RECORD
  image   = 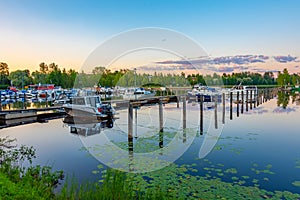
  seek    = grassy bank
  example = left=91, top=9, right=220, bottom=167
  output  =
left=0, top=137, right=63, bottom=199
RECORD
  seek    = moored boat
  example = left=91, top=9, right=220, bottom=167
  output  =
left=122, top=88, right=155, bottom=100
left=63, top=96, right=115, bottom=121
left=228, top=84, right=258, bottom=102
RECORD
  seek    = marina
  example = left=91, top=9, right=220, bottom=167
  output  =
left=2, top=1, right=300, bottom=198
left=1, top=88, right=300, bottom=195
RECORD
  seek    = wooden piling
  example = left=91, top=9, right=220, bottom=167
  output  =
left=128, top=137, right=134, bottom=172
left=128, top=103, right=133, bottom=139
left=254, top=90, right=256, bottom=108
left=250, top=90, right=253, bottom=110
left=222, top=93, right=225, bottom=124
left=159, top=99, right=163, bottom=132
left=230, top=92, right=233, bottom=120
left=200, top=94, right=203, bottom=135
left=256, top=92, right=258, bottom=105
left=159, top=131, right=163, bottom=148
left=177, top=96, right=179, bottom=108
left=135, top=108, right=138, bottom=138
left=237, top=91, right=239, bottom=117
left=246, top=90, right=249, bottom=112
left=183, top=96, right=186, bottom=130
left=214, top=95, right=218, bottom=129
left=241, top=91, right=244, bottom=114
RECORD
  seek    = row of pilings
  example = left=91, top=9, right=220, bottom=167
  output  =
left=127, top=88, right=278, bottom=140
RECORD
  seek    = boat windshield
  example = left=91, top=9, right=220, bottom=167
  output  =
left=87, top=96, right=100, bottom=107
left=73, top=97, right=85, bottom=105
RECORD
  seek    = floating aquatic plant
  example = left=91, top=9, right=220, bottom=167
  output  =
left=292, top=181, right=300, bottom=187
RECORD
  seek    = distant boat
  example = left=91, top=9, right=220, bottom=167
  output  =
left=228, top=84, right=258, bottom=102
left=188, top=84, right=221, bottom=102
left=63, top=96, right=115, bottom=122
left=122, top=88, right=155, bottom=100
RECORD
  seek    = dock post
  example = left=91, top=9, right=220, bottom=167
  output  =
left=246, top=90, right=249, bottom=112
left=128, top=136, right=134, bottom=172
left=230, top=92, right=233, bottom=120
left=159, top=99, right=163, bottom=132
left=135, top=108, right=138, bottom=138
left=222, top=93, right=225, bottom=124
left=128, top=103, right=133, bottom=139
left=183, top=96, right=186, bottom=130
left=254, top=90, right=256, bottom=108
left=250, top=90, right=253, bottom=110
left=236, top=91, right=239, bottom=117
left=159, top=131, right=163, bottom=148
left=256, top=90, right=259, bottom=106
left=200, top=94, right=203, bottom=135
left=0, top=98, right=2, bottom=111
left=241, top=91, right=244, bottom=114
left=214, top=95, right=218, bottom=129
left=177, top=96, right=180, bottom=108
left=270, top=89, right=273, bottom=99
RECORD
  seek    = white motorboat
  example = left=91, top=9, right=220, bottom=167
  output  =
left=228, top=84, right=258, bottom=102
left=188, top=84, right=222, bottom=102
left=63, top=95, right=115, bottom=120
left=122, top=88, right=155, bottom=100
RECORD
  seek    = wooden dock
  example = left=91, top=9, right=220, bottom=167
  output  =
left=0, top=106, right=65, bottom=129
left=0, top=88, right=277, bottom=130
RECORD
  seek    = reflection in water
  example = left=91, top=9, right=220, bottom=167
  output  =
left=291, top=92, right=300, bottom=105
left=68, top=123, right=102, bottom=137
left=1, top=98, right=53, bottom=110
left=277, top=91, right=290, bottom=109
left=277, top=90, right=300, bottom=108
left=63, top=116, right=114, bottom=137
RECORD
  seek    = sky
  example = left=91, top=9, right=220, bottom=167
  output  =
left=1, top=0, right=300, bottom=74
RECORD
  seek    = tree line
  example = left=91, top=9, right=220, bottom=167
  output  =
left=0, top=62, right=77, bottom=89
left=0, top=62, right=299, bottom=89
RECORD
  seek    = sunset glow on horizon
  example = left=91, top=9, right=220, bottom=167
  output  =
left=1, top=0, right=300, bottom=75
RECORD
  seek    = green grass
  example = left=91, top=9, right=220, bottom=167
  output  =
left=0, top=171, right=54, bottom=200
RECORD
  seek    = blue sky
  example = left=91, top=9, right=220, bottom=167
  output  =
left=1, top=0, right=300, bottom=72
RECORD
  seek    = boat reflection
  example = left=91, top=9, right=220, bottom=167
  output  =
left=63, top=115, right=114, bottom=137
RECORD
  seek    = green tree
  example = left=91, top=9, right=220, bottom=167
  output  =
left=0, top=62, right=10, bottom=85
left=277, top=68, right=290, bottom=87
left=39, top=62, right=48, bottom=74
left=31, top=71, right=46, bottom=84
left=291, top=73, right=300, bottom=86
left=47, top=66, right=62, bottom=86
left=8, top=70, right=32, bottom=88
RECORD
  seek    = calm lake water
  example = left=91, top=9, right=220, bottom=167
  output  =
left=1, top=91, right=300, bottom=195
